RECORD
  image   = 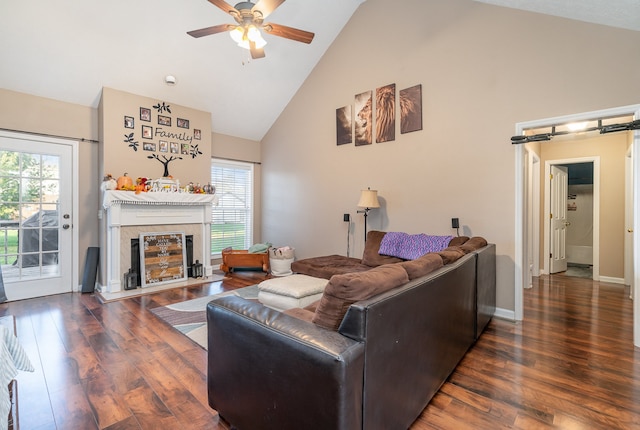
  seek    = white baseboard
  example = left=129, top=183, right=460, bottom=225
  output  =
left=494, top=307, right=516, bottom=321
left=598, top=276, right=626, bottom=285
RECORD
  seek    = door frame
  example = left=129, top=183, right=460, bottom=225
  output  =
left=625, top=144, right=634, bottom=293
left=523, top=148, right=540, bottom=288
left=0, top=130, right=79, bottom=294
left=544, top=158, right=599, bottom=279
left=514, top=103, right=640, bottom=347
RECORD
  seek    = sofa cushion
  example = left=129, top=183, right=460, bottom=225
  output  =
left=437, top=246, right=467, bottom=265
left=459, top=236, right=488, bottom=253
left=291, top=255, right=371, bottom=280
left=398, top=253, right=444, bottom=280
left=312, top=264, right=410, bottom=330
left=379, top=232, right=454, bottom=260
left=361, top=231, right=404, bottom=267
left=448, top=236, right=470, bottom=246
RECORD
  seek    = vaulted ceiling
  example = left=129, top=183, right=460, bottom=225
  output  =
left=0, top=0, right=637, bottom=141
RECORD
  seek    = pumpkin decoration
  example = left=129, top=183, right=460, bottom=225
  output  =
left=116, top=173, right=133, bottom=190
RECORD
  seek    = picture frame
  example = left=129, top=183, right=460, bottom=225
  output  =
left=181, top=143, right=190, bottom=155
left=400, top=84, right=423, bottom=134
left=143, top=142, right=156, bottom=152
left=140, top=107, right=151, bottom=122
left=124, top=116, right=134, bottom=129
left=354, top=91, right=372, bottom=146
left=336, top=105, right=352, bottom=145
left=142, top=125, right=153, bottom=139
left=170, top=142, right=179, bottom=154
left=139, top=232, right=187, bottom=287
left=177, top=118, right=189, bottom=129
left=159, top=140, right=168, bottom=152
left=194, top=129, right=201, bottom=140
left=158, top=115, right=171, bottom=126
left=376, top=83, right=396, bottom=143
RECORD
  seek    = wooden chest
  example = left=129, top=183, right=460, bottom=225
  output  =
left=220, top=249, right=269, bottom=273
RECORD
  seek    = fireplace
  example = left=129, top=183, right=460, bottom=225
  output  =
left=99, top=190, right=215, bottom=293
left=130, top=235, right=193, bottom=288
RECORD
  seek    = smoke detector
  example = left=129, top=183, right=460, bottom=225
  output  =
left=165, top=75, right=177, bottom=86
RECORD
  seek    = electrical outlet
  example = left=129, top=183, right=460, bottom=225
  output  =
left=343, top=213, right=350, bottom=222
left=451, top=218, right=459, bottom=229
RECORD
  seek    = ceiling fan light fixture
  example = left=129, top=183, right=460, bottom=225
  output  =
left=189, top=0, right=313, bottom=59
left=251, top=31, right=267, bottom=49
left=229, top=26, right=244, bottom=44
left=230, top=25, right=267, bottom=50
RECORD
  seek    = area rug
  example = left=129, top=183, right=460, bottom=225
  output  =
left=150, top=284, right=260, bottom=349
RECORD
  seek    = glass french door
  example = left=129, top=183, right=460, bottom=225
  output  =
left=0, top=132, right=74, bottom=300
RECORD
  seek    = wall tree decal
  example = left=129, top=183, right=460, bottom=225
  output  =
left=124, top=133, right=139, bottom=151
left=147, top=154, right=182, bottom=177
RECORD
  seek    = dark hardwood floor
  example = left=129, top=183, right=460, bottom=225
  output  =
left=1, top=272, right=639, bottom=429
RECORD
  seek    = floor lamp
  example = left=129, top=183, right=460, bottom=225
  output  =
left=357, top=188, right=380, bottom=243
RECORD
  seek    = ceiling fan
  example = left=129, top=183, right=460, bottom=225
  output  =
left=187, top=0, right=315, bottom=59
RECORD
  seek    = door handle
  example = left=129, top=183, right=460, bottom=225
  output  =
left=63, top=224, right=71, bottom=230
left=564, top=221, right=571, bottom=227
left=629, top=228, right=634, bottom=233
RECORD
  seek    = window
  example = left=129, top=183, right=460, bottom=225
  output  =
left=210, top=159, right=254, bottom=257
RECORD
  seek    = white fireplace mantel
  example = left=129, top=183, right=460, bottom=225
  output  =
left=100, top=190, right=216, bottom=293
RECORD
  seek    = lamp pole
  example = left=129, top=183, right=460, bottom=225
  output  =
left=357, top=207, right=371, bottom=242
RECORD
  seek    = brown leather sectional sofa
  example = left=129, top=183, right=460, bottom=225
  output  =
left=206, top=232, right=496, bottom=429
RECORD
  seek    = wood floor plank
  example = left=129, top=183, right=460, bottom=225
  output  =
left=49, top=382, right=99, bottom=429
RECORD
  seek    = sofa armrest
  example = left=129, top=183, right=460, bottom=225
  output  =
left=474, top=244, right=496, bottom=339
left=207, top=296, right=365, bottom=430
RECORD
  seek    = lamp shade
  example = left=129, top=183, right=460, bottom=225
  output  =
left=357, top=189, right=380, bottom=209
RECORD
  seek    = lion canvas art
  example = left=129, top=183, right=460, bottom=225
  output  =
left=376, top=83, right=396, bottom=143
left=354, top=90, right=372, bottom=146
left=400, top=84, right=423, bottom=134
left=336, top=105, right=352, bottom=145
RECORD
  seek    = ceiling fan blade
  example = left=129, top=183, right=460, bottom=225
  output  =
left=263, top=22, right=314, bottom=44
left=187, top=23, right=235, bottom=38
left=207, top=0, right=239, bottom=15
left=250, top=41, right=266, bottom=59
left=251, top=0, right=285, bottom=19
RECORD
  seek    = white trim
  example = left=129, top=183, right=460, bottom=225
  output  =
left=543, top=157, right=600, bottom=281
left=494, top=307, right=516, bottom=321
left=633, top=125, right=640, bottom=347
left=514, top=103, right=640, bottom=347
left=599, top=276, right=626, bottom=285
left=514, top=144, right=525, bottom=321
left=71, top=138, right=79, bottom=293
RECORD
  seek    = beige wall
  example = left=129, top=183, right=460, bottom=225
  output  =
left=260, top=0, right=640, bottom=313
left=0, top=88, right=100, bottom=284
left=100, top=87, right=212, bottom=185
left=538, top=133, right=627, bottom=278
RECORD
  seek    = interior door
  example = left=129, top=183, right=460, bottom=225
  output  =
left=0, top=133, right=74, bottom=300
left=550, top=165, right=569, bottom=274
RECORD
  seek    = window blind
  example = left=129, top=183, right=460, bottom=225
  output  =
left=210, top=159, right=254, bottom=256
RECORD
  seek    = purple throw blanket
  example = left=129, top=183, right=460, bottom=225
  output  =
left=379, top=233, right=454, bottom=260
